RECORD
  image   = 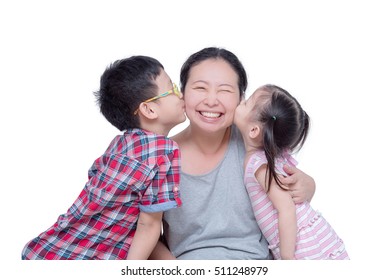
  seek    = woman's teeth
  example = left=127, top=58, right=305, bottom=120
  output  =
left=200, top=112, right=222, bottom=118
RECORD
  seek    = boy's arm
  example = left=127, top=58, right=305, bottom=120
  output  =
left=126, top=211, right=163, bottom=260
left=256, top=165, right=297, bottom=260
left=138, top=143, right=181, bottom=260
left=148, top=240, right=176, bottom=260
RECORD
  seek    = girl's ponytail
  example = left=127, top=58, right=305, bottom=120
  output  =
left=262, top=113, right=285, bottom=191
left=258, top=85, right=310, bottom=192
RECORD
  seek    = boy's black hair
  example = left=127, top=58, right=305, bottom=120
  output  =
left=180, top=47, right=247, bottom=100
left=94, top=56, right=164, bottom=131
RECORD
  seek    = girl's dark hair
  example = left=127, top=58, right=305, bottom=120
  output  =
left=94, top=56, right=163, bottom=131
left=180, top=47, right=247, bottom=99
left=256, top=84, right=310, bottom=191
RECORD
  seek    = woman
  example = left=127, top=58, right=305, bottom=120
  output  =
left=150, top=47, right=315, bottom=260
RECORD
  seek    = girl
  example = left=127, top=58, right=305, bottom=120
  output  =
left=234, top=84, right=349, bottom=260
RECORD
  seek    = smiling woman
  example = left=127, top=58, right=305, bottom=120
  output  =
left=149, top=47, right=316, bottom=260
left=182, top=58, right=240, bottom=132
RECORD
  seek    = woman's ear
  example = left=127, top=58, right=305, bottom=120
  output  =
left=138, top=102, right=158, bottom=120
left=249, top=124, right=261, bottom=139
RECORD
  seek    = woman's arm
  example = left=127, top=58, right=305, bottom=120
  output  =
left=280, top=165, right=316, bottom=204
left=126, top=211, right=163, bottom=260
left=257, top=166, right=297, bottom=260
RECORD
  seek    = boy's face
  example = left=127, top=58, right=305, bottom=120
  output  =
left=153, top=70, right=186, bottom=129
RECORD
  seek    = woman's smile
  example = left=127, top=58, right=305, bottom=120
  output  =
left=198, top=111, right=222, bottom=118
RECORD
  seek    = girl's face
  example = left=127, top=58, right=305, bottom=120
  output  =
left=233, top=92, right=257, bottom=134
left=183, top=58, right=241, bottom=133
left=234, top=89, right=267, bottom=138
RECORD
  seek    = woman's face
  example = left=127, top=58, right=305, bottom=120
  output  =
left=183, top=58, right=241, bottom=133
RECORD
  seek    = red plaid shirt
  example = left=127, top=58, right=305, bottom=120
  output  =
left=22, top=129, right=181, bottom=259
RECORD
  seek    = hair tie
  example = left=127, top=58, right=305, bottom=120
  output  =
left=272, top=116, right=277, bottom=121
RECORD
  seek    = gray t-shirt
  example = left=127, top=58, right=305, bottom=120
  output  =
left=163, top=126, right=271, bottom=259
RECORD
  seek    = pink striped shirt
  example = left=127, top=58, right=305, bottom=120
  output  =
left=245, top=151, right=349, bottom=260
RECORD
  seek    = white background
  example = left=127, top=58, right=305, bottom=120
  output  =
left=1, top=0, right=388, bottom=278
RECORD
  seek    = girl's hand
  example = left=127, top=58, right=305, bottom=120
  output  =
left=279, top=165, right=316, bottom=204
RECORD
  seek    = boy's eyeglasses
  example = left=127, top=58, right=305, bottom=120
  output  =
left=134, top=83, right=181, bottom=115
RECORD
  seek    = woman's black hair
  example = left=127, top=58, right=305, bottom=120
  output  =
left=180, top=47, right=247, bottom=99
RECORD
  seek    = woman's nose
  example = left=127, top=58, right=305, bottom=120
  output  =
left=203, top=91, right=219, bottom=106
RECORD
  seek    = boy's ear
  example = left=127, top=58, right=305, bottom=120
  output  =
left=249, top=124, right=261, bottom=139
left=138, top=102, right=158, bottom=120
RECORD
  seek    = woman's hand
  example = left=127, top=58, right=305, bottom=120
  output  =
left=279, top=165, right=316, bottom=204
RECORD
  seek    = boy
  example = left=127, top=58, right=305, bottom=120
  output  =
left=21, top=56, right=186, bottom=260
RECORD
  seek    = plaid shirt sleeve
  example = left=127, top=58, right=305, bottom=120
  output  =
left=70, top=154, right=154, bottom=219
left=139, top=145, right=182, bottom=213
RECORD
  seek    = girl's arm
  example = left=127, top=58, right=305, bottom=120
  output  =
left=280, top=165, right=316, bottom=204
left=257, top=165, right=297, bottom=260
left=126, top=211, right=163, bottom=260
